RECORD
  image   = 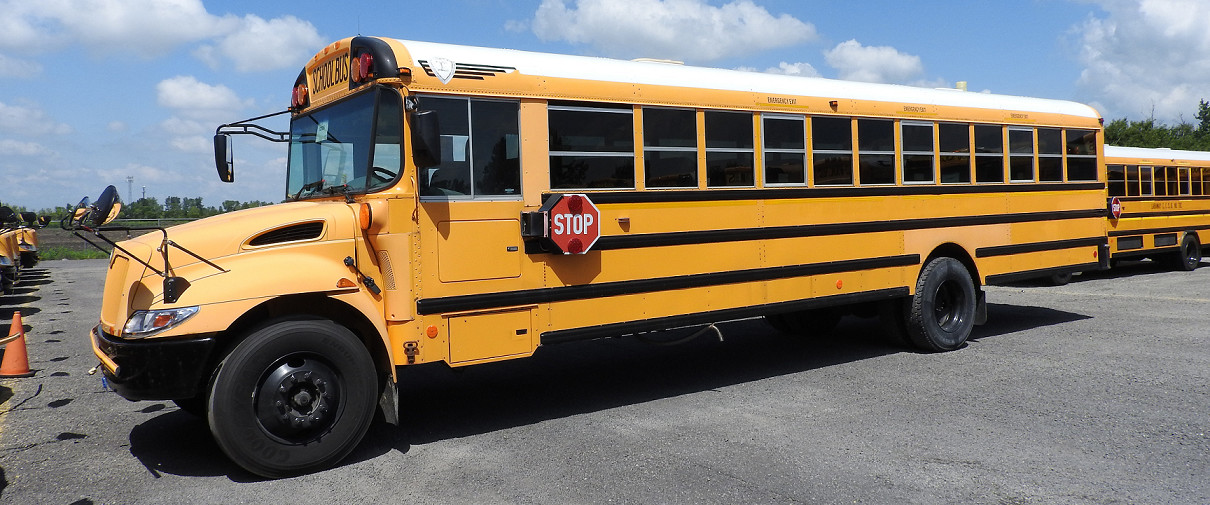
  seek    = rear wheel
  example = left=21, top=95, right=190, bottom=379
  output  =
left=905, top=257, right=976, bottom=352
left=208, top=319, right=377, bottom=478
left=1173, top=233, right=1201, bottom=271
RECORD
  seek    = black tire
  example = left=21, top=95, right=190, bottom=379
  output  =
left=1174, top=233, right=1201, bottom=271
left=905, top=257, right=976, bottom=352
left=173, top=396, right=207, bottom=417
left=1048, top=272, right=1073, bottom=286
left=208, top=319, right=377, bottom=478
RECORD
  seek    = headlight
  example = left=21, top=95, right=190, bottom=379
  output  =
left=0, top=256, right=12, bottom=267
left=123, top=306, right=200, bottom=338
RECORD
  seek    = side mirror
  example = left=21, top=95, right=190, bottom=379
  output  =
left=410, top=110, right=442, bottom=169
left=91, top=185, right=123, bottom=227
left=214, top=134, right=234, bottom=182
left=19, top=212, right=36, bottom=226
left=66, top=197, right=90, bottom=230
left=0, top=206, right=16, bottom=226
left=37, top=216, right=50, bottom=228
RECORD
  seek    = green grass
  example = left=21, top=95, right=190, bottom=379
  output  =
left=37, top=245, right=110, bottom=260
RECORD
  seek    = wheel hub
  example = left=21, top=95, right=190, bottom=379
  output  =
left=255, top=356, right=342, bottom=442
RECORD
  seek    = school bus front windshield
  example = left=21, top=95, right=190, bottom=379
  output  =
left=287, top=88, right=403, bottom=199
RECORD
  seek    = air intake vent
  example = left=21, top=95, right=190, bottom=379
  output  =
left=248, top=222, right=325, bottom=246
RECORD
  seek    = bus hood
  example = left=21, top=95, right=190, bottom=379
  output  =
left=117, top=201, right=357, bottom=269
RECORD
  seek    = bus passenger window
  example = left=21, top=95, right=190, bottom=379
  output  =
left=1009, top=127, right=1035, bottom=182
left=857, top=119, right=894, bottom=185
left=1167, top=166, right=1181, bottom=196
left=1126, top=165, right=1140, bottom=196
left=762, top=115, right=806, bottom=185
left=1154, top=167, right=1168, bottom=196
left=1107, top=165, right=1126, bottom=196
left=938, top=123, right=971, bottom=184
left=974, top=124, right=1004, bottom=183
left=901, top=122, right=934, bottom=184
left=812, top=116, right=853, bottom=186
left=1196, top=167, right=1207, bottom=196
left=418, top=96, right=520, bottom=198
left=644, top=108, right=698, bottom=188
left=1038, top=128, right=1063, bottom=182
left=1065, top=129, right=1098, bottom=181
left=549, top=104, right=635, bottom=189
left=705, top=111, right=754, bottom=187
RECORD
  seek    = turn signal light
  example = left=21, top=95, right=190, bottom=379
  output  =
left=359, top=202, right=372, bottom=230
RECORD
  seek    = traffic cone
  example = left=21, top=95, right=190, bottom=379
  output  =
left=0, top=311, right=35, bottom=378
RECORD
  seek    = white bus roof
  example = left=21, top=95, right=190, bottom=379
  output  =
left=395, top=39, right=1102, bottom=120
left=1104, top=145, right=1210, bottom=162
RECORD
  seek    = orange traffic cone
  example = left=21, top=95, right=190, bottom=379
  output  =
left=0, top=311, right=35, bottom=378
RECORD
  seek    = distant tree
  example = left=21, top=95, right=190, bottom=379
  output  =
left=1197, top=99, right=1210, bottom=136
left=1105, top=100, right=1210, bottom=151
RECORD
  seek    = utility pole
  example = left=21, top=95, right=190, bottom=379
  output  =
left=126, top=176, right=134, bottom=203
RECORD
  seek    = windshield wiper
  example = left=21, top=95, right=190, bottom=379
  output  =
left=293, top=179, right=325, bottom=200
left=320, top=184, right=356, bottom=203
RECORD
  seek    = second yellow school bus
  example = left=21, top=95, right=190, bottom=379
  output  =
left=87, top=36, right=1108, bottom=476
left=1105, top=145, right=1210, bottom=270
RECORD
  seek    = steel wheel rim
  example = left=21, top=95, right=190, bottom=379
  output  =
left=253, top=353, right=344, bottom=444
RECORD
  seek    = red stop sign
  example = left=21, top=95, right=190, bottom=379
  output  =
left=547, top=194, right=601, bottom=254
left=1109, top=196, right=1122, bottom=220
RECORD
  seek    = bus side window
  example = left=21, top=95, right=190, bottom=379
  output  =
left=1038, top=128, right=1063, bottom=182
left=1140, top=166, right=1153, bottom=196
left=938, top=123, right=972, bottom=184
left=1126, top=165, right=1141, bottom=196
left=1107, top=164, right=1126, bottom=196
left=811, top=116, right=853, bottom=186
left=974, top=124, right=1004, bottom=183
left=1065, top=129, right=1098, bottom=181
left=418, top=96, right=520, bottom=198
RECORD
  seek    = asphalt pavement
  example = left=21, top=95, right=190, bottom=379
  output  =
left=1, top=258, right=1207, bottom=504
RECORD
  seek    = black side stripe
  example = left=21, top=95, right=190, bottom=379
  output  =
left=985, top=262, right=1102, bottom=285
left=1112, top=195, right=1210, bottom=202
left=596, top=209, right=1106, bottom=251
left=1109, top=225, right=1210, bottom=237
left=579, top=183, right=1104, bottom=205
left=1117, top=209, right=1210, bottom=219
left=417, top=254, right=920, bottom=315
left=975, top=237, right=1106, bottom=258
left=540, top=287, right=910, bottom=345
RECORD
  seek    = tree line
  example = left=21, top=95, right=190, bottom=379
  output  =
left=1, top=197, right=273, bottom=221
left=1104, top=99, right=1210, bottom=151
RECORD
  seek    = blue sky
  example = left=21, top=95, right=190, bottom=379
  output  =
left=2, top=0, right=1209, bottom=211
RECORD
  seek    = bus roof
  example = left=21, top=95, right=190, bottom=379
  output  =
left=1105, top=145, right=1210, bottom=162
left=392, top=38, right=1102, bottom=120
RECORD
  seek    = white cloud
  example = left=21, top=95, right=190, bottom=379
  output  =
left=157, top=76, right=251, bottom=118
left=823, top=39, right=923, bottom=84
left=736, top=61, right=820, bottom=77
left=1074, top=0, right=1210, bottom=122
left=0, top=0, right=320, bottom=71
left=0, top=0, right=224, bottom=54
left=196, top=15, right=323, bottom=72
left=0, top=101, right=73, bottom=136
left=531, top=0, right=816, bottom=62
left=0, top=139, right=50, bottom=156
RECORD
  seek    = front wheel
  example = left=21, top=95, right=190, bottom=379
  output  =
left=208, top=319, right=377, bottom=478
left=905, top=257, right=977, bottom=352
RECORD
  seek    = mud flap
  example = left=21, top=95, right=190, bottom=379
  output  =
left=974, top=289, right=987, bottom=325
left=378, top=374, right=399, bottom=426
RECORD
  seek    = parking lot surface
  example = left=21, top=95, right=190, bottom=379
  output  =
left=1, top=259, right=1208, bottom=504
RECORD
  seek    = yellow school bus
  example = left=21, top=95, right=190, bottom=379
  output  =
left=1105, top=145, right=1210, bottom=270
left=85, top=36, right=1108, bottom=477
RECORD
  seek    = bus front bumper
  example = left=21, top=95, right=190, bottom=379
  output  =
left=91, top=325, right=217, bottom=401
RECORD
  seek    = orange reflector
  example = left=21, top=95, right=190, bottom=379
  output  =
left=836, top=279, right=843, bottom=289
left=425, top=325, right=439, bottom=338
left=359, top=202, right=372, bottom=230
left=1093, top=250, right=1098, bottom=258
left=337, top=278, right=357, bottom=288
